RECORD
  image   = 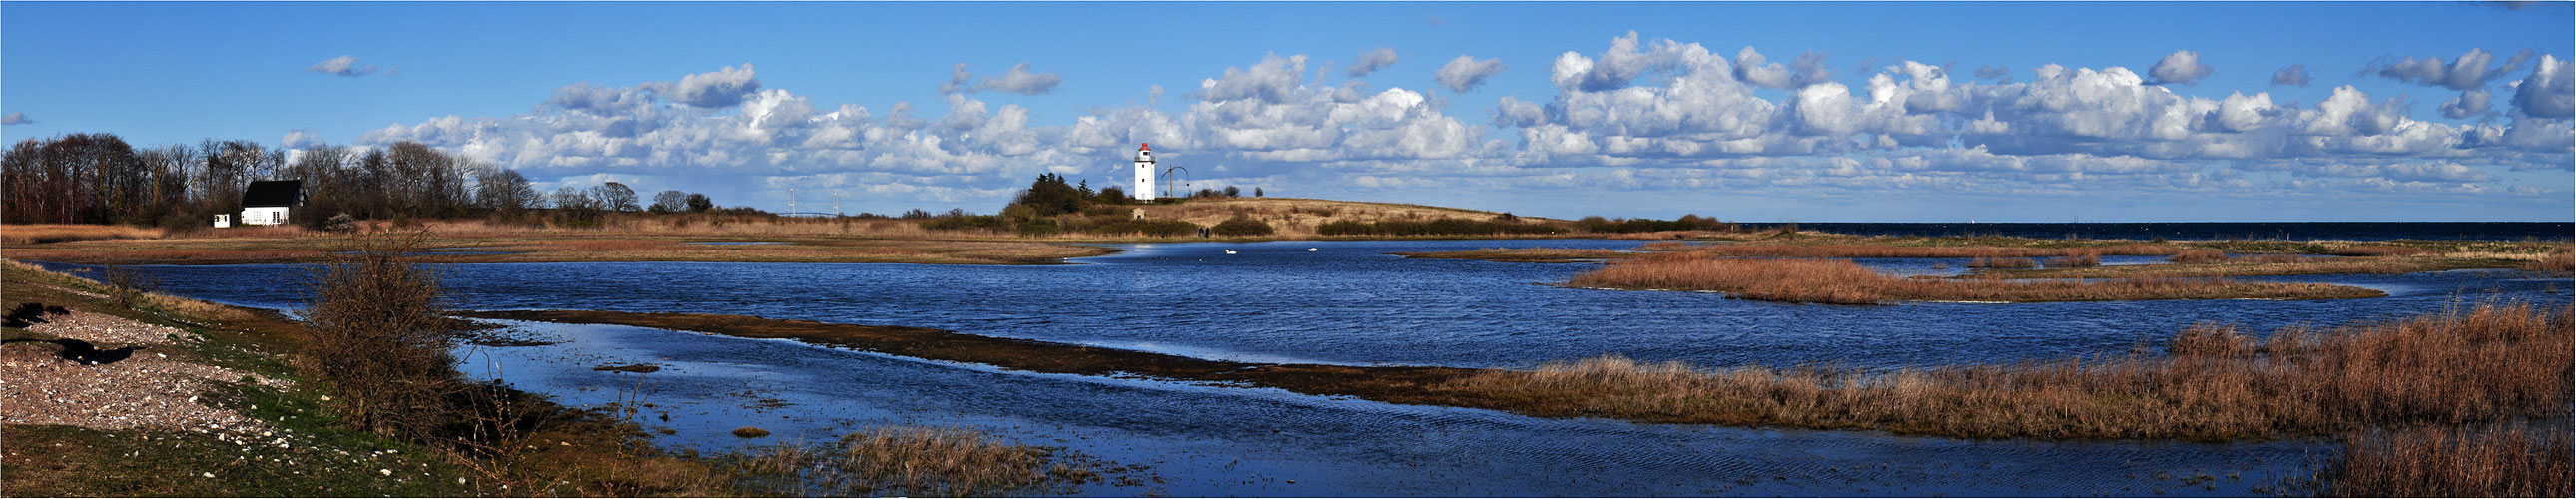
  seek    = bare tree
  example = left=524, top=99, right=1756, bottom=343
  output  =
left=593, top=182, right=640, bottom=212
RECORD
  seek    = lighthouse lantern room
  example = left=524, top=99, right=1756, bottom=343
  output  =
left=1131, top=143, right=1157, bottom=202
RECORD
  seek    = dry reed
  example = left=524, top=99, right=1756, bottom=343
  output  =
left=730, top=426, right=1085, bottom=497
left=1, top=225, right=164, bottom=245
left=1442, top=301, right=2571, bottom=440
left=1392, top=248, right=1628, bottom=263
left=1567, top=254, right=2380, bottom=304
left=2326, top=425, right=2572, bottom=497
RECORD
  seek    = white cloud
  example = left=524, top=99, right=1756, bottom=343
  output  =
left=2440, top=88, right=2495, bottom=119
left=353, top=38, right=2569, bottom=213
left=307, top=55, right=378, bottom=77
left=0, top=112, right=28, bottom=125
left=645, top=63, right=761, bottom=108
left=1732, top=47, right=1831, bottom=89
left=1348, top=47, right=1399, bottom=77
left=280, top=129, right=325, bottom=149
left=2148, top=50, right=2213, bottom=85
left=1974, top=65, right=2012, bottom=83
left=1433, top=55, right=1506, bottom=93
left=2511, top=54, right=2573, bottom=119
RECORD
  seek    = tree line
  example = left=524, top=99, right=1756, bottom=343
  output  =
left=1, top=133, right=722, bottom=229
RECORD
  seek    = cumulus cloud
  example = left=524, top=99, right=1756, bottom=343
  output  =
left=2271, top=64, right=2311, bottom=86
left=354, top=37, right=2569, bottom=214
left=0, top=113, right=28, bottom=125
left=1733, top=47, right=1832, bottom=89
left=2148, top=50, right=2214, bottom=85
left=1348, top=47, right=1399, bottom=77
left=2440, top=88, right=2495, bottom=119
left=2366, top=48, right=2533, bottom=91
left=1434, top=55, right=1506, bottom=93
left=644, top=63, right=761, bottom=108
left=939, top=63, right=973, bottom=94
left=2512, top=54, right=2573, bottom=119
left=307, top=55, right=379, bottom=77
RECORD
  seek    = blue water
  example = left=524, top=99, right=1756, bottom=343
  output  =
left=1743, top=222, right=2572, bottom=242
left=35, top=239, right=2571, bottom=496
left=64, top=240, right=2569, bottom=370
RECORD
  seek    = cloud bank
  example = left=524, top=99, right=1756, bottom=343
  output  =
left=352, top=34, right=2573, bottom=215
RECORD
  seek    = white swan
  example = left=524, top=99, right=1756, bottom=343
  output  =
left=1307, top=248, right=1318, bottom=251
left=1224, top=250, right=1238, bottom=254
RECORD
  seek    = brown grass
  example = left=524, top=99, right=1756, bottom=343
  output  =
left=2171, top=249, right=2229, bottom=264
left=2326, top=425, right=2573, bottom=497
left=2043, top=252, right=2101, bottom=268
left=1566, top=254, right=2382, bottom=304
left=2329, top=245, right=2434, bottom=257
left=1392, top=248, right=1629, bottom=263
left=1443, top=301, right=2571, bottom=440
left=1, top=224, right=165, bottom=245
left=2527, top=248, right=2574, bottom=272
left=728, top=426, right=1089, bottom=497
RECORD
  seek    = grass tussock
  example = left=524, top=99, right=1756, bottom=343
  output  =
left=2, top=224, right=165, bottom=245
left=2326, top=426, right=2573, bottom=497
left=1566, top=254, right=2381, bottom=304
left=728, top=426, right=1089, bottom=497
left=1443, top=301, right=2570, bottom=440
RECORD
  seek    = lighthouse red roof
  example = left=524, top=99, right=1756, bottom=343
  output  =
left=1140, top=143, right=1150, bottom=151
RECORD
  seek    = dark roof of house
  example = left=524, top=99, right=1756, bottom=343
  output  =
left=242, top=180, right=304, bottom=208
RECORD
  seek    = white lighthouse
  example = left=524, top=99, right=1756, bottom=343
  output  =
left=1131, top=143, right=1157, bottom=201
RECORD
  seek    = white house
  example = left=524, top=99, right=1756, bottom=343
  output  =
left=237, top=180, right=303, bottom=227
left=1132, top=143, right=1156, bottom=202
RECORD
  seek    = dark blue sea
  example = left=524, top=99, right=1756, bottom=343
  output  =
left=1743, top=222, right=2572, bottom=241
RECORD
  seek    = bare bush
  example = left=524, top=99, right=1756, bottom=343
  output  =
left=299, top=231, right=463, bottom=441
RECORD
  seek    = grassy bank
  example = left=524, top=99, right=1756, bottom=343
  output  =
left=1, top=257, right=1097, bottom=496
left=1564, top=254, right=2382, bottom=304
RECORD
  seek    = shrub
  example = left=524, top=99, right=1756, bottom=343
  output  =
left=299, top=232, right=463, bottom=441
left=1313, top=217, right=1557, bottom=237
left=1210, top=216, right=1274, bottom=237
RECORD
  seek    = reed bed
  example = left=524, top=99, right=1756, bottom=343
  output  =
left=2325, top=425, right=2572, bottom=497
left=2528, top=249, right=2574, bottom=272
left=1567, top=254, right=2379, bottom=303
left=728, top=426, right=1087, bottom=497
left=0, top=224, right=165, bottom=245
left=1665, top=243, right=2180, bottom=259
left=1442, top=301, right=2571, bottom=440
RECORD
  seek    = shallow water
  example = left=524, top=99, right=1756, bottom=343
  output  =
left=43, top=239, right=2570, bottom=496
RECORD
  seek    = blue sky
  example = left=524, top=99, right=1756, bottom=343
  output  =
left=5, top=1, right=2572, bottom=222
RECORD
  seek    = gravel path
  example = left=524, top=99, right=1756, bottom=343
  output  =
left=2, top=311, right=285, bottom=433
